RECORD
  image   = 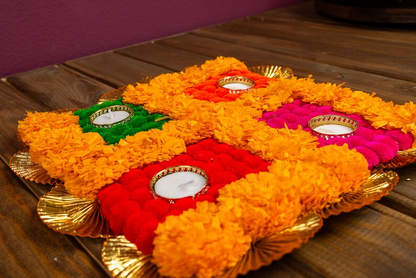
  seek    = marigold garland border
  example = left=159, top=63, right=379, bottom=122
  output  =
left=15, top=108, right=79, bottom=148
left=317, top=169, right=399, bottom=218
left=102, top=213, right=322, bottom=278
left=8, top=58, right=416, bottom=276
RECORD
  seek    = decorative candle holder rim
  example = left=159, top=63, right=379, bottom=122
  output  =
left=89, top=104, right=134, bottom=129
left=149, top=165, right=209, bottom=203
left=308, top=114, right=359, bottom=139
left=218, top=75, right=255, bottom=94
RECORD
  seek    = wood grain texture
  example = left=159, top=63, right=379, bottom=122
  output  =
left=257, top=6, right=416, bottom=43
left=378, top=163, right=416, bottom=219
left=64, top=52, right=173, bottom=87
left=0, top=79, right=56, bottom=198
left=394, top=164, right=416, bottom=201
left=116, top=42, right=213, bottom=72
left=264, top=1, right=416, bottom=41
left=192, top=19, right=416, bottom=82
left=280, top=207, right=416, bottom=278
left=6, top=66, right=113, bottom=110
left=1, top=70, right=114, bottom=278
left=0, top=160, right=110, bottom=278
left=0, top=81, right=47, bottom=160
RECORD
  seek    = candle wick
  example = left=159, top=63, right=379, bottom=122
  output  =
left=108, top=109, right=114, bottom=119
left=177, top=179, right=194, bottom=188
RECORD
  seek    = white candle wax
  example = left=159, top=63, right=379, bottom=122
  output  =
left=314, top=124, right=353, bottom=135
left=154, top=171, right=206, bottom=199
left=222, top=83, right=252, bottom=90
left=93, top=109, right=130, bottom=125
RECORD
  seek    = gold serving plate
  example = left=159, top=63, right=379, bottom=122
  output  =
left=9, top=149, right=58, bottom=185
left=102, top=236, right=158, bottom=278
left=379, top=148, right=416, bottom=169
left=102, top=213, right=322, bottom=278
left=318, top=169, right=399, bottom=218
left=248, top=65, right=294, bottom=79
left=217, top=213, right=322, bottom=278
left=38, top=184, right=113, bottom=238
left=8, top=64, right=410, bottom=277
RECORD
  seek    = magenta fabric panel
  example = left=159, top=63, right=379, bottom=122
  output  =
left=0, top=0, right=303, bottom=77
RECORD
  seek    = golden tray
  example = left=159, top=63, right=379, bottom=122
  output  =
left=7, top=64, right=409, bottom=277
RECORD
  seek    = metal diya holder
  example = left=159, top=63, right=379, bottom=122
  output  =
left=308, top=115, right=359, bottom=139
left=89, top=105, right=134, bottom=129
left=218, top=76, right=255, bottom=94
left=150, top=166, right=209, bottom=204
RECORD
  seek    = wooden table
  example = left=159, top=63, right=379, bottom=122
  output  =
left=1, top=1, right=416, bottom=277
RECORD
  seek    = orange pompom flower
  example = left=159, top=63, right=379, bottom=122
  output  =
left=152, top=201, right=251, bottom=278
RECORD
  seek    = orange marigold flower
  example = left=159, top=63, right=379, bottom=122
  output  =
left=217, top=170, right=302, bottom=240
left=152, top=201, right=251, bottom=278
left=271, top=144, right=370, bottom=213
left=18, top=111, right=79, bottom=145
left=248, top=125, right=318, bottom=161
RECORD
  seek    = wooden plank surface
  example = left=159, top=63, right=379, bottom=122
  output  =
left=0, top=81, right=46, bottom=160
left=284, top=206, right=416, bottom=278
left=6, top=66, right=113, bottom=110
left=191, top=21, right=416, bottom=82
left=64, top=52, right=173, bottom=87
left=261, top=1, right=416, bottom=42
left=0, top=66, right=114, bottom=277
left=0, top=159, right=110, bottom=278
left=193, top=20, right=416, bottom=74
left=2, top=1, right=416, bottom=277
left=116, top=43, right=213, bottom=72
left=379, top=164, right=416, bottom=219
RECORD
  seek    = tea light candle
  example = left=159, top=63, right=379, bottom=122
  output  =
left=222, top=83, right=252, bottom=90
left=308, top=115, right=358, bottom=139
left=90, top=105, right=134, bottom=128
left=150, top=166, right=209, bottom=202
left=314, top=124, right=353, bottom=135
left=218, top=76, right=255, bottom=94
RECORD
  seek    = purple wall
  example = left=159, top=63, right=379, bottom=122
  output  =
left=0, top=0, right=302, bottom=78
